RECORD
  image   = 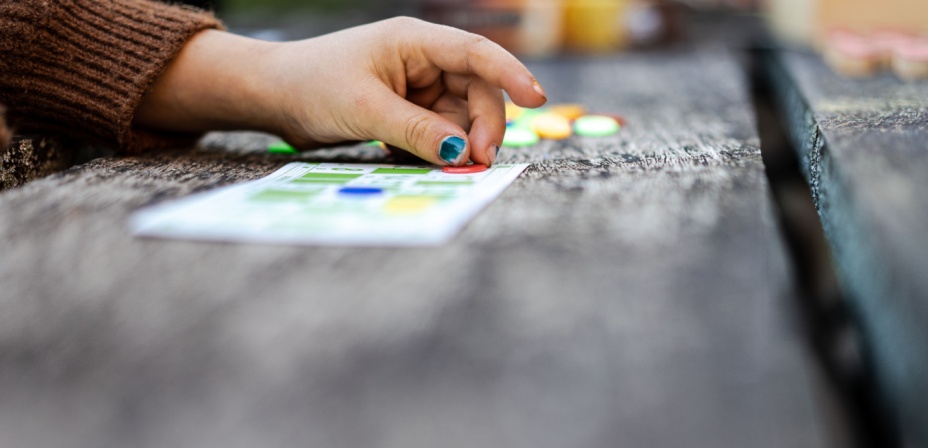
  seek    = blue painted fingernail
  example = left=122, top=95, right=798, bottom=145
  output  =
left=488, top=144, right=499, bottom=166
left=439, top=136, right=466, bottom=164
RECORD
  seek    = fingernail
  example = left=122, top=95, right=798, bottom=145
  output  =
left=532, top=79, right=547, bottom=98
left=489, top=144, right=499, bottom=166
left=439, top=136, right=466, bottom=164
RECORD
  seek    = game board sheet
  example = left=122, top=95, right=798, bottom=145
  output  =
left=131, top=162, right=529, bottom=246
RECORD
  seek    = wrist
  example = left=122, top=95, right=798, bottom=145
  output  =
left=135, top=30, right=283, bottom=135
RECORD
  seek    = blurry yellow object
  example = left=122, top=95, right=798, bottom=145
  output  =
left=548, top=103, right=587, bottom=120
left=532, top=113, right=573, bottom=140
left=505, top=102, right=525, bottom=121
left=564, top=0, right=630, bottom=52
left=385, top=196, right=437, bottom=214
left=518, top=0, right=566, bottom=57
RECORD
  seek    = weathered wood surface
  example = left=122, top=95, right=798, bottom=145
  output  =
left=0, top=136, right=74, bottom=190
left=0, top=48, right=833, bottom=448
left=767, top=49, right=928, bottom=447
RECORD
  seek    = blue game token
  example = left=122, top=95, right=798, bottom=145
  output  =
left=338, top=186, right=384, bottom=196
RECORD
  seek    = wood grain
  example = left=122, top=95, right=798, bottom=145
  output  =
left=767, top=49, right=928, bottom=447
left=0, top=47, right=832, bottom=448
left=1, top=136, right=73, bottom=191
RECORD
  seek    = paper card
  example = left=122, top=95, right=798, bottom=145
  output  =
left=130, top=162, right=529, bottom=246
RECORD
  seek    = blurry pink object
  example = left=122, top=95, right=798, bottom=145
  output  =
left=892, top=36, right=928, bottom=80
left=823, top=29, right=883, bottom=77
left=871, top=29, right=919, bottom=53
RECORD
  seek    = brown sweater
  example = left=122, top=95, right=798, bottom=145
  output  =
left=0, top=0, right=223, bottom=153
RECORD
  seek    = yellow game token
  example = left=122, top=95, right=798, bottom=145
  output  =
left=532, top=113, right=573, bottom=140
left=548, top=103, right=587, bottom=121
left=505, top=102, right=525, bottom=121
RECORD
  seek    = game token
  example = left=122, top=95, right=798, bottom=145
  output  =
left=267, top=141, right=297, bottom=154
left=532, top=113, right=573, bottom=140
left=591, top=113, right=626, bottom=126
left=338, top=186, right=384, bottom=196
left=548, top=103, right=587, bottom=120
left=574, top=115, right=620, bottom=137
left=510, top=108, right=541, bottom=131
left=443, top=164, right=488, bottom=174
left=505, top=102, right=525, bottom=120
left=502, top=127, right=540, bottom=147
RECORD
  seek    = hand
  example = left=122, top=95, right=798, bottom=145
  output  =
left=135, top=17, right=548, bottom=166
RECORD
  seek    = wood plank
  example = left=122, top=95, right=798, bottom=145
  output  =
left=1, top=136, right=73, bottom=190
left=767, top=49, right=928, bottom=446
left=0, top=47, right=832, bottom=448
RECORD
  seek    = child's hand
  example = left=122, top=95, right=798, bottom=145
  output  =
left=135, top=17, right=547, bottom=166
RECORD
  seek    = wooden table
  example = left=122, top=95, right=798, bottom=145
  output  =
left=766, top=49, right=928, bottom=448
left=0, top=45, right=836, bottom=447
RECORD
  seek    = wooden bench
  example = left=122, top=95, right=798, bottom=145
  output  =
left=765, top=48, right=928, bottom=447
left=0, top=136, right=73, bottom=190
left=0, top=38, right=838, bottom=448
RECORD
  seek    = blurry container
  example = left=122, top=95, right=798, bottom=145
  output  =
left=765, top=0, right=815, bottom=45
left=422, top=0, right=564, bottom=57
left=563, top=0, right=630, bottom=52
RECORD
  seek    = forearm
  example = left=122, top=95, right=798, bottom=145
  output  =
left=134, top=30, right=281, bottom=135
left=0, top=0, right=223, bottom=152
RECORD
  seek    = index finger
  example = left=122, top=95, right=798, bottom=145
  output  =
left=395, top=18, right=548, bottom=108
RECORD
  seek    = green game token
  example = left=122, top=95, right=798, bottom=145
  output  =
left=267, top=141, right=297, bottom=154
left=573, top=115, right=620, bottom=137
left=510, top=107, right=543, bottom=130
left=502, top=128, right=540, bottom=147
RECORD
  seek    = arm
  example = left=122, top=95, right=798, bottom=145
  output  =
left=134, top=18, right=548, bottom=166
left=0, top=107, right=8, bottom=150
left=0, top=0, right=222, bottom=152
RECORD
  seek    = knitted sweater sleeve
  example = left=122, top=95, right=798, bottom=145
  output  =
left=0, top=0, right=223, bottom=153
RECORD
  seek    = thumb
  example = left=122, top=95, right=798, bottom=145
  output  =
left=365, top=86, right=470, bottom=166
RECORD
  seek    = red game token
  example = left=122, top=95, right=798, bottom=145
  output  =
left=443, top=164, right=488, bottom=174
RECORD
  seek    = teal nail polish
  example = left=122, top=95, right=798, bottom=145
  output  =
left=495, top=144, right=500, bottom=156
left=439, top=136, right=466, bottom=164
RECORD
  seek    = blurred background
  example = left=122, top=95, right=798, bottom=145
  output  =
left=176, top=0, right=765, bottom=56
left=172, top=0, right=928, bottom=63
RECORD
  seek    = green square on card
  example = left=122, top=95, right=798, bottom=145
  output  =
left=250, top=189, right=318, bottom=202
left=373, top=168, right=433, bottom=175
left=290, top=172, right=361, bottom=185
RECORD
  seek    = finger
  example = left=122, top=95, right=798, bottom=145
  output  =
left=365, top=84, right=470, bottom=166
left=394, top=18, right=547, bottom=108
left=432, top=93, right=471, bottom=132
left=406, top=79, right=445, bottom=109
left=384, top=144, right=422, bottom=165
left=443, top=74, right=504, bottom=166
